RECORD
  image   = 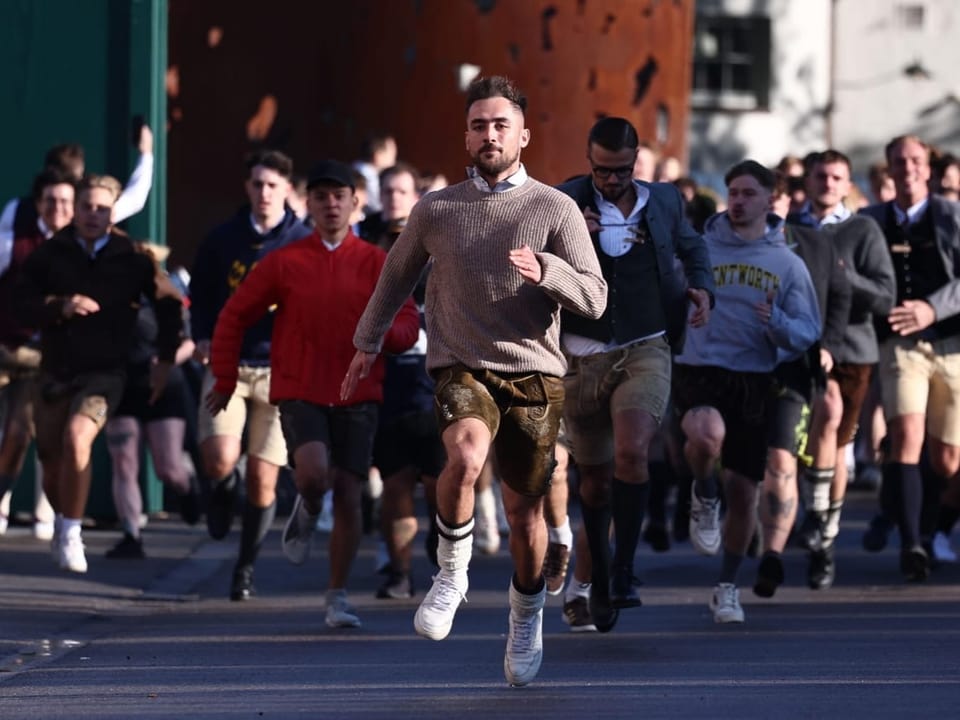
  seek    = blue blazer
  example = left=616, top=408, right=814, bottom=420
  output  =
left=555, top=175, right=714, bottom=353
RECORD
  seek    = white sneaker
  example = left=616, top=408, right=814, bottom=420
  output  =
left=59, top=533, right=88, bottom=573
left=710, top=583, right=744, bottom=623
left=0, top=513, right=7, bottom=536
left=414, top=570, right=468, bottom=640
left=325, top=591, right=362, bottom=628
left=281, top=495, right=318, bottom=565
left=504, top=584, right=545, bottom=687
left=689, top=483, right=722, bottom=555
left=33, top=520, right=55, bottom=541
left=932, top=532, right=957, bottom=563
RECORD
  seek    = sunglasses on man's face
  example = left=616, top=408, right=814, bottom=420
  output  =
left=590, top=164, right=634, bottom=180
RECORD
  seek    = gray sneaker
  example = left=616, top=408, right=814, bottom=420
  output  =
left=504, top=584, right=545, bottom=687
left=325, top=590, right=361, bottom=628
left=710, top=583, right=744, bottom=623
left=689, top=483, right=722, bottom=556
left=282, top=495, right=318, bottom=565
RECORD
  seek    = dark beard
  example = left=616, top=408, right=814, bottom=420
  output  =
left=474, top=148, right=518, bottom=177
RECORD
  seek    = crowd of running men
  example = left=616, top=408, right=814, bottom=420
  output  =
left=2, top=75, right=960, bottom=687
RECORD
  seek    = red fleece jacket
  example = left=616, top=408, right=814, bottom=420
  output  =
left=210, top=231, right=419, bottom=405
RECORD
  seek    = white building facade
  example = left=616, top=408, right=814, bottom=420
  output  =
left=688, top=0, right=960, bottom=188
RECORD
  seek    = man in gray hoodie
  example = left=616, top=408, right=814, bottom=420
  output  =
left=672, top=160, right=821, bottom=624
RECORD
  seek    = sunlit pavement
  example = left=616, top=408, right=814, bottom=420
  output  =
left=1, top=490, right=958, bottom=719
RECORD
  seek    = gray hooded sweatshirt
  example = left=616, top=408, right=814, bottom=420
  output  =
left=674, top=213, right=821, bottom=373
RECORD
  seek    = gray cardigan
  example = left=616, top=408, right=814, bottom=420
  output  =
left=821, top=213, right=895, bottom=364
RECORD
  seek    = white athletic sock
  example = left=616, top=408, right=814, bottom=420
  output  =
left=61, top=517, right=82, bottom=539
left=548, top=517, right=573, bottom=548
left=564, top=580, right=591, bottom=603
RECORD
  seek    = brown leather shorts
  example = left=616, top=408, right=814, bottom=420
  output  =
left=433, top=364, right=564, bottom=497
left=830, top=362, right=873, bottom=447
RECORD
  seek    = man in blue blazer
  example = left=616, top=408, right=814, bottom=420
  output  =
left=556, top=117, right=714, bottom=632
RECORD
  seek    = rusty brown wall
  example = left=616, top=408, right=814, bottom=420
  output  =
left=167, top=0, right=693, bottom=266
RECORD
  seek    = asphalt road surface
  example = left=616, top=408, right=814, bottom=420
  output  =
left=1, top=490, right=958, bottom=719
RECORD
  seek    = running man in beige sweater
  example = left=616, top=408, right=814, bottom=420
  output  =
left=342, top=76, right=606, bottom=687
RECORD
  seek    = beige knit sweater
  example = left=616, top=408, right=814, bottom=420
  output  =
left=353, top=178, right=607, bottom=377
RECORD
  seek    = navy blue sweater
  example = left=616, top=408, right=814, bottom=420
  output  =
left=190, top=207, right=311, bottom=364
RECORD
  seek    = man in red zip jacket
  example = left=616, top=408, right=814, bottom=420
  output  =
left=207, top=160, right=419, bottom=628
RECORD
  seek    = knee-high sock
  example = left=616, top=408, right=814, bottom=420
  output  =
left=884, top=463, right=922, bottom=548
left=611, top=479, right=647, bottom=571
left=436, top=514, right=473, bottom=574
left=237, top=500, right=276, bottom=568
left=919, top=458, right=946, bottom=542
left=580, top=501, right=611, bottom=591
left=802, top=467, right=834, bottom=515
left=879, top=463, right=901, bottom=521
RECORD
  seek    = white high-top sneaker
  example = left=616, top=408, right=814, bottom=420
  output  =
left=504, top=582, right=546, bottom=686
left=59, top=529, right=88, bottom=573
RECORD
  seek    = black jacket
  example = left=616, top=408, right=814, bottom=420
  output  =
left=15, top=229, right=183, bottom=379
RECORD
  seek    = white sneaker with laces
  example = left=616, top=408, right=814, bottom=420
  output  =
left=932, top=532, right=957, bottom=562
left=325, top=591, right=361, bottom=628
left=710, top=583, right=744, bottom=623
left=414, top=569, right=468, bottom=640
left=282, top=495, right=318, bottom=565
left=504, top=584, right=545, bottom=687
left=59, top=532, right=88, bottom=573
left=689, top=482, right=722, bottom=555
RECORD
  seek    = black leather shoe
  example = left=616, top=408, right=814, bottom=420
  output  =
left=642, top=522, right=670, bottom=553
left=900, top=545, right=929, bottom=582
left=588, top=589, right=619, bottom=633
left=207, top=472, right=238, bottom=540
left=105, top=533, right=145, bottom=559
left=611, top=565, right=643, bottom=609
left=754, top=552, right=785, bottom=598
left=862, top=514, right=892, bottom=553
left=808, top=545, right=836, bottom=590
left=230, top=564, right=255, bottom=601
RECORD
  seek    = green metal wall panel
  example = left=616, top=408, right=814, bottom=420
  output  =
left=1, top=0, right=170, bottom=521
left=0, top=0, right=167, bottom=243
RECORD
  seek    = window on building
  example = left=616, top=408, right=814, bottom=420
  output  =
left=691, top=15, right=771, bottom=111
left=896, top=4, right=925, bottom=30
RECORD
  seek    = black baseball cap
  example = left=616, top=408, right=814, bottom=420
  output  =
left=306, top=159, right=355, bottom=190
